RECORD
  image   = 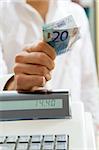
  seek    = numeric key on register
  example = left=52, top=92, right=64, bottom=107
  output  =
left=0, top=143, right=15, bottom=150
left=18, top=136, right=30, bottom=143
left=0, top=136, right=6, bottom=143
left=6, top=136, right=18, bottom=143
left=56, top=134, right=67, bottom=142
left=44, top=135, right=54, bottom=142
left=16, top=143, right=28, bottom=150
left=29, top=143, right=41, bottom=150
left=56, top=142, right=67, bottom=150
left=31, top=135, right=42, bottom=143
left=43, top=142, right=54, bottom=150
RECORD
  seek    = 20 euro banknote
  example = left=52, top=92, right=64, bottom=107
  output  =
left=43, top=15, right=80, bottom=55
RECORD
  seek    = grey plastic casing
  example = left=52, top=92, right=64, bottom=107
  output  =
left=0, top=91, right=72, bottom=121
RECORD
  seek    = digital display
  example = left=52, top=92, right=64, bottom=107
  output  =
left=0, top=99, right=63, bottom=111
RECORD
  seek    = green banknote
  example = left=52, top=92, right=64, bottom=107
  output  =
left=43, top=15, right=80, bottom=55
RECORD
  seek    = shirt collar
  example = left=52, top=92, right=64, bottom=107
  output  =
left=22, top=0, right=58, bottom=24
left=11, top=0, right=71, bottom=24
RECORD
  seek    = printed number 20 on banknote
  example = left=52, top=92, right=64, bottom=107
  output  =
left=43, top=15, right=80, bottom=55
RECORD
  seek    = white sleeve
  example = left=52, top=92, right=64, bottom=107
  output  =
left=0, top=41, right=7, bottom=75
left=0, top=42, right=12, bottom=90
left=80, top=8, right=99, bottom=125
left=0, top=41, right=13, bottom=90
left=0, top=21, right=13, bottom=90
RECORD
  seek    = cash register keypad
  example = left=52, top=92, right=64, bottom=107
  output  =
left=0, top=134, right=69, bottom=150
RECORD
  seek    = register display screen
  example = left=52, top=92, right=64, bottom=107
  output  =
left=0, top=99, right=63, bottom=111
left=0, top=91, right=71, bottom=121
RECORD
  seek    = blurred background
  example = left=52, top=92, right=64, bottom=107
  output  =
left=81, top=1, right=99, bottom=148
left=95, top=0, right=99, bottom=79
left=81, top=0, right=99, bottom=148
left=72, top=0, right=99, bottom=79
left=70, top=0, right=99, bottom=148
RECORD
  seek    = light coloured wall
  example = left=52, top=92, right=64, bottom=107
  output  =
left=89, top=6, right=95, bottom=49
left=96, top=0, right=99, bottom=77
left=95, top=3, right=99, bottom=150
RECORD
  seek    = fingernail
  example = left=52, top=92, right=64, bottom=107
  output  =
left=42, top=76, right=46, bottom=86
left=45, top=74, right=51, bottom=81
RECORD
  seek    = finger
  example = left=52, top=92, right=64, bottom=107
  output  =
left=30, top=86, right=46, bottom=92
left=24, top=41, right=56, bottom=60
left=15, top=51, right=55, bottom=70
left=15, top=74, right=46, bottom=91
left=14, top=63, right=51, bottom=81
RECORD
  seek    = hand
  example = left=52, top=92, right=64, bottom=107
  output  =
left=7, top=41, right=56, bottom=91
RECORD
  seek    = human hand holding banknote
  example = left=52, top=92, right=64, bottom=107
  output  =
left=6, top=15, right=80, bottom=91
left=6, top=41, right=56, bottom=91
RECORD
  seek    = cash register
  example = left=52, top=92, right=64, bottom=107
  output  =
left=0, top=91, right=96, bottom=150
